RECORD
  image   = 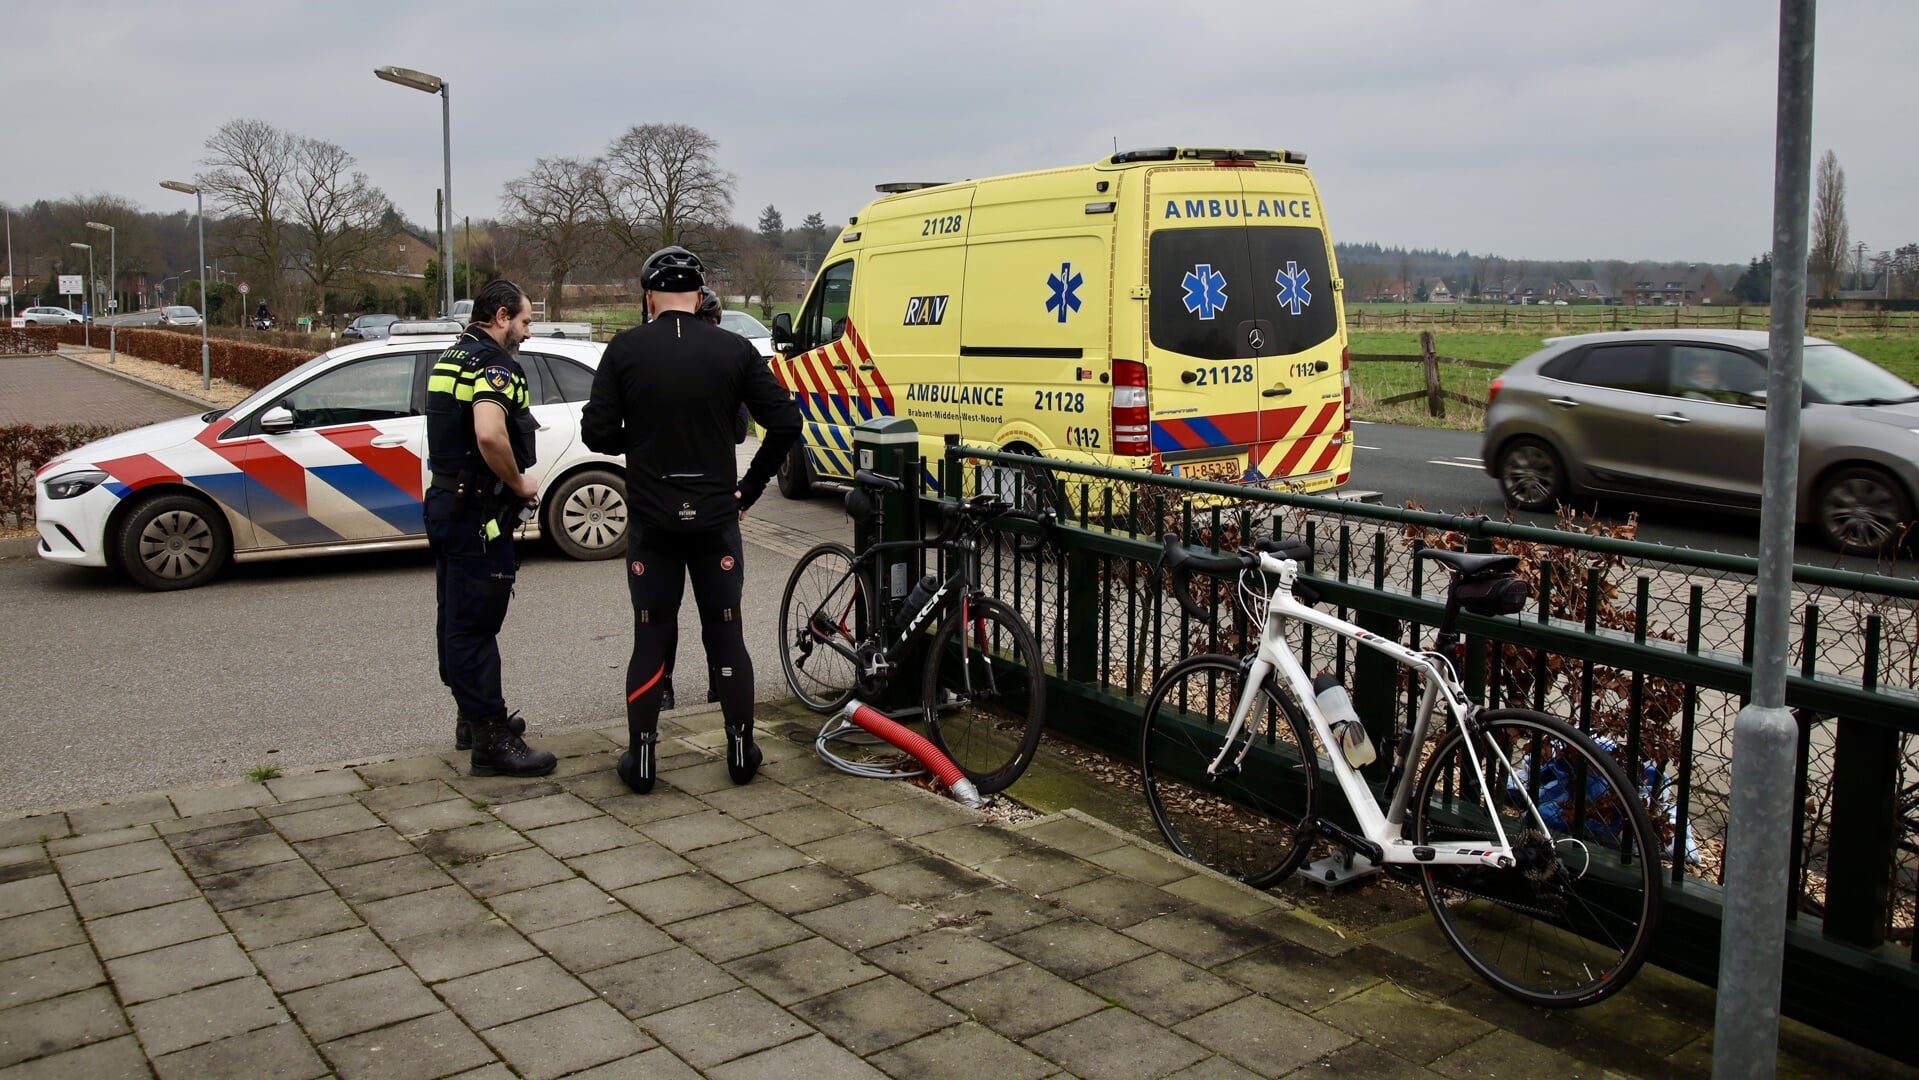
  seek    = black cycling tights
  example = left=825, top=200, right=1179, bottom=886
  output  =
left=623, top=522, right=754, bottom=748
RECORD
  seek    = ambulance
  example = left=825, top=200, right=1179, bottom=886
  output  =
left=768, top=146, right=1353, bottom=501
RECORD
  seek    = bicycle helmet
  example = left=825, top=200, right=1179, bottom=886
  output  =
left=639, top=245, right=705, bottom=292
left=697, top=286, right=722, bottom=323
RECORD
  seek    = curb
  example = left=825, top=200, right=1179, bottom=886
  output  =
left=0, top=535, right=39, bottom=557
left=56, top=347, right=221, bottom=411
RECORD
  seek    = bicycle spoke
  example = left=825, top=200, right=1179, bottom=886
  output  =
left=923, top=597, right=1045, bottom=795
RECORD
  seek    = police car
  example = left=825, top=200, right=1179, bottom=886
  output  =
left=33, top=326, right=629, bottom=590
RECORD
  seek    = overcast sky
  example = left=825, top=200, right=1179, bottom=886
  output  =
left=5, top=1, right=1912, bottom=266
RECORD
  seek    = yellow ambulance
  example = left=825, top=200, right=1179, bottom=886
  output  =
left=768, top=146, right=1352, bottom=500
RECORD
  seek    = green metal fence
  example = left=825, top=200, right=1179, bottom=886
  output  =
left=928, top=439, right=1919, bottom=1064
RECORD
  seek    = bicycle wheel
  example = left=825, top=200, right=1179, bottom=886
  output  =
left=1412, top=708, right=1663, bottom=1008
left=921, top=595, right=1045, bottom=794
left=1139, top=654, right=1319, bottom=887
left=778, top=542, right=863, bottom=712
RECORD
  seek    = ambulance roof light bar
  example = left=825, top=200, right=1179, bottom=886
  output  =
left=1109, top=146, right=1306, bottom=166
left=875, top=181, right=949, bottom=194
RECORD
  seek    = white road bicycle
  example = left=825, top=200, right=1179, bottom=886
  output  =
left=1142, top=535, right=1663, bottom=1008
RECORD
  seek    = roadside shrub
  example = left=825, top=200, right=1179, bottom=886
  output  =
left=0, top=423, right=121, bottom=529
left=0, top=328, right=61, bottom=355
left=53, top=326, right=310, bottom=390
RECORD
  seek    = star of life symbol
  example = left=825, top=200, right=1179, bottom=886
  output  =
left=1182, top=264, right=1228, bottom=320
left=1275, top=261, right=1312, bottom=316
left=1046, top=262, right=1083, bottom=324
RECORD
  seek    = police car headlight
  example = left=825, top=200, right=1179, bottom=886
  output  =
left=44, top=469, right=109, bottom=500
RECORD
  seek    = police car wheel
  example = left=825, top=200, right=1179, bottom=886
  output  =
left=545, top=468, right=627, bottom=561
left=777, top=442, right=814, bottom=500
left=115, top=493, right=232, bottom=591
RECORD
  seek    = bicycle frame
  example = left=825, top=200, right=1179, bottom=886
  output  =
left=1207, top=551, right=1544, bottom=872
left=807, top=530, right=985, bottom=688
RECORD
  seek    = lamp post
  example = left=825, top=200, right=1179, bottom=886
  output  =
left=69, top=242, right=93, bottom=349
left=159, top=180, right=211, bottom=391
left=85, top=221, right=115, bottom=364
left=375, top=65, right=454, bottom=319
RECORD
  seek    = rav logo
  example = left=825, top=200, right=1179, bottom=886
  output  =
left=903, top=295, right=949, bottom=326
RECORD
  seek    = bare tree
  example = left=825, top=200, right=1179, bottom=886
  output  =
left=1811, top=149, right=1849, bottom=300
left=500, top=156, right=601, bottom=318
left=198, top=118, right=296, bottom=309
left=595, top=123, right=735, bottom=260
left=287, top=137, right=391, bottom=310
left=734, top=238, right=791, bottom=319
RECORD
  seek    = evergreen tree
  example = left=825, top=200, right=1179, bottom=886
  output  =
left=757, top=204, right=784, bottom=247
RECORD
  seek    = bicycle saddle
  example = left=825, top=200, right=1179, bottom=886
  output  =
left=1416, top=547, right=1519, bottom=577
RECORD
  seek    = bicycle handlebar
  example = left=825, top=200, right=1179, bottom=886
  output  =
left=1160, top=534, right=1319, bottom=619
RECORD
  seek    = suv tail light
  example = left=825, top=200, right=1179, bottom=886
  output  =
left=1487, top=376, right=1503, bottom=406
left=1112, top=359, right=1152, bottom=457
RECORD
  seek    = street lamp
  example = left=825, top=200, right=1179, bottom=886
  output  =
left=375, top=65, right=454, bottom=319
left=159, top=179, right=212, bottom=391
left=85, top=221, right=115, bottom=365
left=69, top=242, right=93, bottom=350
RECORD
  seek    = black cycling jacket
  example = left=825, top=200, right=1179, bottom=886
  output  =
left=582, top=310, right=802, bottom=531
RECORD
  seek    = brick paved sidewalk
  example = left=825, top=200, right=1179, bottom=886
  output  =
left=0, top=350, right=205, bottom=429
left=1, top=701, right=1910, bottom=1079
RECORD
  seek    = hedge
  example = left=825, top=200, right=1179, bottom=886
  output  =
left=1, top=423, right=121, bottom=530
left=0, top=328, right=60, bottom=355
left=50, top=325, right=314, bottom=391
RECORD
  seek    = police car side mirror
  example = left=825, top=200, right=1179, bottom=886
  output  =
left=770, top=312, right=795, bottom=351
left=260, top=406, right=296, bottom=433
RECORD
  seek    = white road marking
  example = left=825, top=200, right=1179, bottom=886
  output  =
left=1429, top=460, right=1487, bottom=470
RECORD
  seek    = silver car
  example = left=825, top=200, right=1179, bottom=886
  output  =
left=1483, top=329, right=1919, bottom=555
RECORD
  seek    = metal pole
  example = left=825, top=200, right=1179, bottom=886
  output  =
left=196, top=193, right=209, bottom=391
left=84, top=246, right=93, bottom=349
left=440, top=83, right=453, bottom=319
left=1713, top=2, right=1814, bottom=1077
left=107, top=226, right=116, bottom=365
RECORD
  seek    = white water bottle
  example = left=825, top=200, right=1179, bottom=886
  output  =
left=1312, top=673, right=1377, bottom=768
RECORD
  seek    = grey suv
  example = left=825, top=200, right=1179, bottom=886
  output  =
left=1482, top=329, right=1919, bottom=555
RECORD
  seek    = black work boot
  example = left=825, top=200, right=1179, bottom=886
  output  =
left=469, top=713, right=556, bottom=777
left=659, top=678, right=676, bottom=713
left=724, top=721, right=762, bottom=786
left=455, top=710, right=525, bottom=752
left=617, top=731, right=659, bottom=794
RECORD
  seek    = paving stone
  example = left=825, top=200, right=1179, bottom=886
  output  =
left=528, top=910, right=676, bottom=973
left=318, top=1010, right=495, bottom=1080
left=791, top=973, right=964, bottom=1056
left=0, top=814, right=65, bottom=850
left=1079, top=953, right=1250, bottom=1027
left=595, top=789, right=708, bottom=828
left=739, top=863, right=873, bottom=916
left=1125, top=907, right=1277, bottom=969
left=198, top=859, right=329, bottom=911
left=1266, top=1041, right=1430, bottom=1079
left=1332, top=943, right=1469, bottom=1001
left=937, top=962, right=1108, bottom=1039
left=707, top=1030, right=890, bottom=1080
left=0, top=988, right=130, bottom=1069
left=1160, top=873, right=1282, bottom=920
left=796, top=894, right=942, bottom=952
left=1178, top=993, right=1357, bottom=1078
left=1315, top=982, right=1493, bottom=1065
left=378, top=798, right=491, bottom=836
left=65, top=865, right=196, bottom=922
left=222, top=888, right=362, bottom=950
left=488, top=878, right=619, bottom=935
left=284, top=966, right=442, bottom=1043
left=642, top=986, right=810, bottom=1069
left=0, top=877, right=64, bottom=921
left=484, top=998, right=655, bottom=1080
left=436, top=956, right=594, bottom=1030
left=291, top=826, right=414, bottom=872
left=443, top=1065, right=521, bottom=1080
left=87, top=898, right=225, bottom=960
left=125, top=975, right=286, bottom=1057
left=105, top=934, right=253, bottom=1005
left=258, top=793, right=354, bottom=819
left=149, top=1021, right=329, bottom=1080
left=553, top=769, right=638, bottom=803
left=161, top=815, right=273, bottom=850
left=1216, top=942, right=1382, bottom=1014
left=658, top=762, right=738, bottom=799
left=45, top=824, right=155, bottom=857
left=252, top=926, right=402, bottom=993
left=444, top=846, right=573, bottom=898
left=53, top=838, right=177, bottom=886
left=362, top=885, right=491, bottom=942
left=1427, top=1028, right=1611, bottom=1080
left=1242, top=907, right=1364, bottom=958
left=533, top=730, right=620, bottom=758
left=491, top=793, right=601, bottom=831
left=324, top=853, right=455, bottom=904
left=856, top=857, right=994, bottom=904
left=615, top=872, right=751, bottom=926
left=415, top=821, right=532, bottom=865
left=1017, top=815, right=1133, bottom=857
left=868, top=1020, right=1058, bottom=1080
left=859, top=928, right=1023, bottom=992
left=1046, top=874, right=1191, bottom=931
left=721, top=934, right=885, bottom=1005
left=685, top=834, right=812, bottom=883
left=167, top=783, right=276, bottom=819
left=698, top=782, right=813, bottom=820
left=525, top=816, right=645, bottom=859
left=852, top=795, right=983, bottom=839
left=353, top=757, right=459, bottom=788
left=355, top=779, right=460, bottom=814
left=569, top=841, right=694, bottom=892
left=0, top=907, right=84, bottom=963
left=926, top=885, right=1066, bottom=941
left=977, top=847, right=1107, bottom=895
left=174, top=833, right=298, bottom=878
left=263, top=772, right=367, bottom=803
left=998, top=916, right=1155, bottom=980
left=645, top=810, right=761, bottom=853
left=666, top=904, right=812, bottom=965
left=268, top=802, right=383, bottom=844
left=1028, top=1007, right=1211, bottom=1080
left=66, top=794, right=176, bottom=836
left=0, top=852, right=49, bottom=888
left=392, top=919, right=541, bottom=984
left=801, top=776, right=919, bottom=813
left=582, top=947, right=742, bottom=1018
left=557, top=1046, right=701, bottom=1079
left=1087, top=842, right=1203, bottom=887
left=0, top=1033, right=149, bottom=1080
left=912, top=823, right=1038, bottom=870
left=447, top=775, right=566, bottom=807
left=755, top=805, right=869, bottom=847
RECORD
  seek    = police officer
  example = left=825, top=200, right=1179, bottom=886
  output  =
left=424, top=279, right=557, bottom=777
left=582, top=247, right=801, bottom=793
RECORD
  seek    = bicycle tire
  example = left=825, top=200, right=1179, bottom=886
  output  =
left=1139, top=654, right=1319, bottom=887
left=778, top=542, right=863, bottom=712
left=1412, top=708, right=1663, bottom=1009
left=921, top=595, right=1046, bottom=794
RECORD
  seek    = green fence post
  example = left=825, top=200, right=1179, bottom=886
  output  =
left=1066, top=545, right=1097, bottom=684
left=1823, top=717, right=1898, bottom=948
left=1352, top=609, right=1400, bottom=786
left=854, top=417, right=923, bottom=715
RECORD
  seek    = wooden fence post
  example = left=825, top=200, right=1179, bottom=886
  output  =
left=1420, top=329, right=1444, bottom=419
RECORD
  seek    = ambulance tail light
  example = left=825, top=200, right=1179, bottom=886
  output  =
left=1112, top=360, right=1152, bottom=457
left=1340, top=346, right=1352, bottom=426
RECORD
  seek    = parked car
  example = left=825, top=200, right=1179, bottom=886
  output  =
left=34, top=333, right=628, bottom=589
left=448, top=299, right=473, bottom=322
left=22, top=305, right=85, bottom=325
left=341, top=313, right=400, bottom=340
left=719, top=309, right=775, bottom=359
left=158, top=305, right=203, bottom=328
left=1483, top=329, right=1919, bottom=555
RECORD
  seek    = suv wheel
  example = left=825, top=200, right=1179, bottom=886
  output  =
left=1814, top=466, right=1913, bottom=556
left=1496, top=437, right=1567, bottom=512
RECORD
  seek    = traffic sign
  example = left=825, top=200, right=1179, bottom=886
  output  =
left=59, top=274, right=82, bottom=294
left=239, top=282, right=250, bottom=296
left=0, top=275, right=11, bottom=290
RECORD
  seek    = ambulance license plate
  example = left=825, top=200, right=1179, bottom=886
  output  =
left=1181, top=458, right=1241, bottom=483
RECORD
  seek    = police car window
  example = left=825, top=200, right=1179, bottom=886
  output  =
left=797, top=260, right=854, bottom=352
left=1149, top=228, right=1253, bottom=361
left=1552, top=343, right=1658, bottom=392
left=280, top=353, right=418, bottom=429
left=516, top=354, right=549, bottom=405
left=540, top=355, right=596, bottom=402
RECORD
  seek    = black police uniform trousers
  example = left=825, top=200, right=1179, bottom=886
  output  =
left=623, top=521, right=753, bottom=745
left=426, top=486, right=516, bottom=722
